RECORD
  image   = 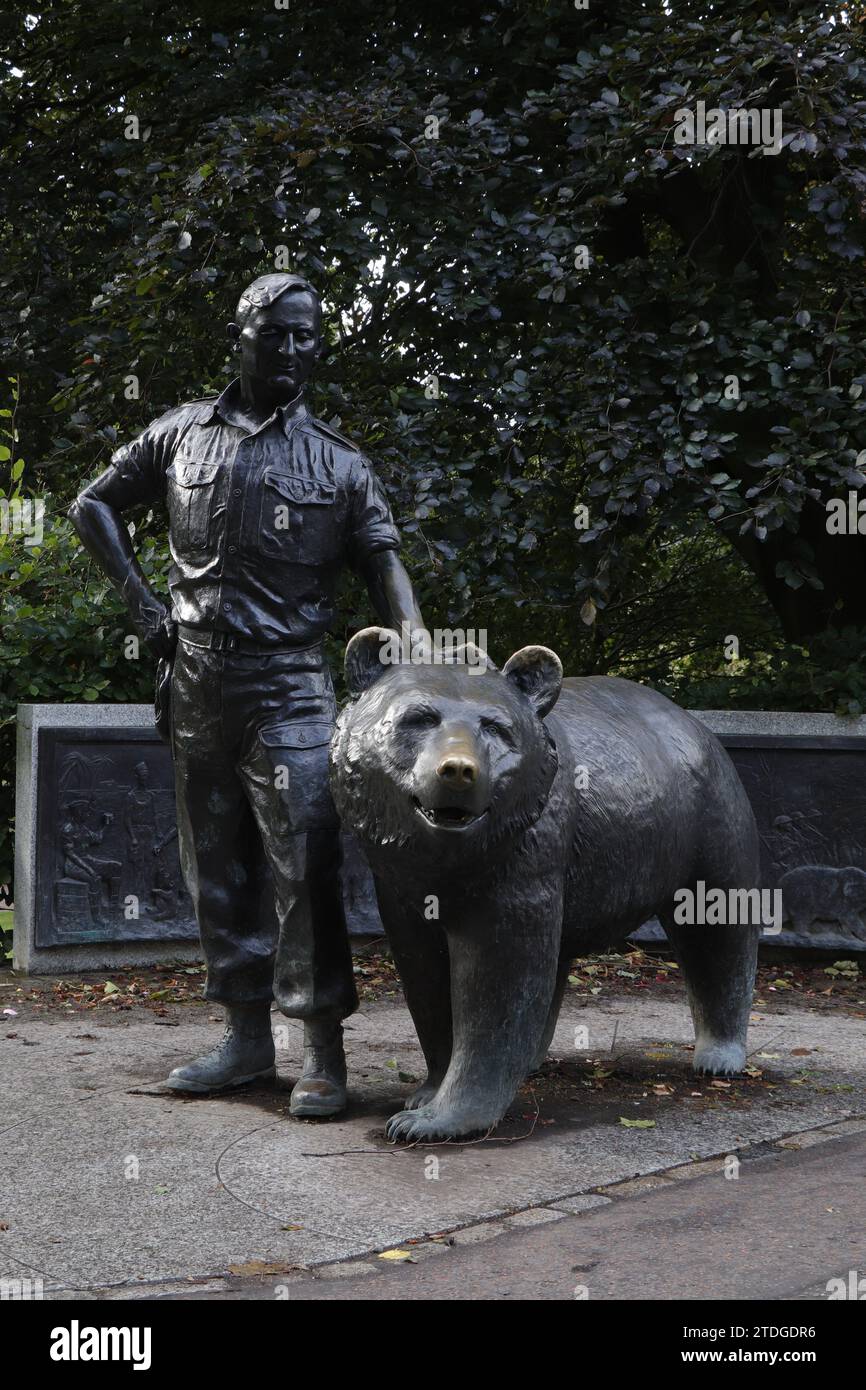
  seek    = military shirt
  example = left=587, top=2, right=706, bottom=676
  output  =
left=89, top=380, right=401, bottom=646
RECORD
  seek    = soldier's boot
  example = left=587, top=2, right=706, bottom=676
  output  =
left=289, top=1019, right=347, bottom=1118
left=165, top=1003, right=276, bottom=1093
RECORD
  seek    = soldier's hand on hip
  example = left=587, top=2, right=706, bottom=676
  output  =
left=136, top=595, right=178, bottom=659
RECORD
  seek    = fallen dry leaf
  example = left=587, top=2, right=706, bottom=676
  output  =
left=228, top=1260, right=300, bottom=1277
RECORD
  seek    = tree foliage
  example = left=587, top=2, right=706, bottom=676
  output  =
left=2, top=0, right=866, bottom=889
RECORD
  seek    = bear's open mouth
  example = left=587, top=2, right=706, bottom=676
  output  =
left=412, top=798, right=488, bottom=831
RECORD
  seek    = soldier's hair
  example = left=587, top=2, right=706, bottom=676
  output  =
left=235, top=274, right=322, bottom=329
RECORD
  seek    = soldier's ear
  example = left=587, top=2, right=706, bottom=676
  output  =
left=502, top=646, right=563, bottom=718
left=345, top=627, right=405, bottom=694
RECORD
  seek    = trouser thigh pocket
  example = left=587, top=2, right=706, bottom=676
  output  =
left=252, top=720, right=338, bottom=833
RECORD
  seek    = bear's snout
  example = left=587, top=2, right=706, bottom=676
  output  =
left=436, top=751, right=479, bottom=787
left=410, top=725, right=491, bottom=831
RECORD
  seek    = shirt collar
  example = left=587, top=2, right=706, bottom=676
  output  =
left=198, top=378, right=308, bottom=436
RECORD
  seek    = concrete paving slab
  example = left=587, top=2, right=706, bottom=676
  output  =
left=549, top=1194, right=612, bottom=1214
left=504, top=1208, right=568, bottom=1227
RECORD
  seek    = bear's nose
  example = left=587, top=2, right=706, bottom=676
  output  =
left=436, top=754, right=478, bottom=786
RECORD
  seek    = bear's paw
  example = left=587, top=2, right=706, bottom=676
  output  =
left=385, top=1103, right=496, bottom=1144
left=403, top=1078, right=443, bottom=1111
left=693, top=1040, right=747, bottom=1077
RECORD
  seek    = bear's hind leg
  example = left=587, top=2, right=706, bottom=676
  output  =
left=662, top=902, right=759, bottom=1078
left=527, top=957, right=571, bottom=1074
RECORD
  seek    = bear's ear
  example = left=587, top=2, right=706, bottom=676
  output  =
left=345, top=626, right=405, bottom=695
left=502, top=646, right=563, bottom=718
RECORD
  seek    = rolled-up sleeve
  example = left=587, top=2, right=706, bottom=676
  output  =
left=80, top=410, right=180, bottom=511
left=346, top=455, right=401, bottom=568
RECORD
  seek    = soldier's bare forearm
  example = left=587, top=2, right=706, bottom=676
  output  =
left=69, top=493, right=148, bottom=597
left=68, top=492, right=175, bottom=656
left=361, top=549, right=426, bottom=637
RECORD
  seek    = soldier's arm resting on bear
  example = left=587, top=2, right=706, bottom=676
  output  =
left=359, top=548, right=429, bottom=648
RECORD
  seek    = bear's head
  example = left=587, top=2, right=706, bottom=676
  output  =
left=330, top=628, right=562, bottom=872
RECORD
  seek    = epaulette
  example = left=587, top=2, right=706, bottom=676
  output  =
left=182, top=395, right=221, bottom=424
left=307, top=416, right=361, bottom=452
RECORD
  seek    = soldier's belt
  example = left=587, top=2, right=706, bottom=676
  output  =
left=177, top=625, right=323, bottom=659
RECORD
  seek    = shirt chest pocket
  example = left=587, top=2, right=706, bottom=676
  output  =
left=258, top=470, right=341, bottom=564
left=166, top=461, right=221, bottom=554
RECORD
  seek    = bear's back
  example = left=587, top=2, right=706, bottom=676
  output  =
left=550, top=675, right=722, bottom=795
left=546, top=675, right=751, bottom=938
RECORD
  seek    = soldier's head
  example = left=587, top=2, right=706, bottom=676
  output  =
left=228, top=273, right=323, bottom=404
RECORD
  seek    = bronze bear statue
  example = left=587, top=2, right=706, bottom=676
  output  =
left=331, top=630, right=761, bottom=1143
left=778, top=864, right=866, bottom=939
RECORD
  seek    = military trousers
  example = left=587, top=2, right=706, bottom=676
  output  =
left=168, top=632, right=358, bottom=1020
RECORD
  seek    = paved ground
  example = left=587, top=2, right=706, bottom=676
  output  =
left=174, top=1129, right=866, bottom=1302
left=2, top=976, right=864, bottom=1301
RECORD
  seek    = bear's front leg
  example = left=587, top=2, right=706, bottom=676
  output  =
left=385, top=892, right=562, bottom=1143
left=374, top=878, right=453, bottom=1109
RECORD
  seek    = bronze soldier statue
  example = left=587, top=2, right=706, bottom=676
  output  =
left=69, top=273, right=427, bottom=1117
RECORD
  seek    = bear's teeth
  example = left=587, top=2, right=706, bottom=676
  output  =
left=412, top=798, right=487, bottom=830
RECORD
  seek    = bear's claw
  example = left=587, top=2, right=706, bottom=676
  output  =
left=403, top=1079, right=442, bottom=1111
left=385, top=1104, right=493, bottom=1144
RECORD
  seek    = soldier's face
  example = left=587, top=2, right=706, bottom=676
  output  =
left=234, top=294, right=322, bottom=400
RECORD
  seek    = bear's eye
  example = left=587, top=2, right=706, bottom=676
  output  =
left=398, top=706, right=441, bottom=731
left=480, top=717, right=513, bottom=745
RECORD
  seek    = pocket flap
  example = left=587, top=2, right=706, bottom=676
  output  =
left=169, top=461, right=221, bottom=487
left=258, top=720, right=333, bottom=749
left=264, top=471, right=336, bottom=505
